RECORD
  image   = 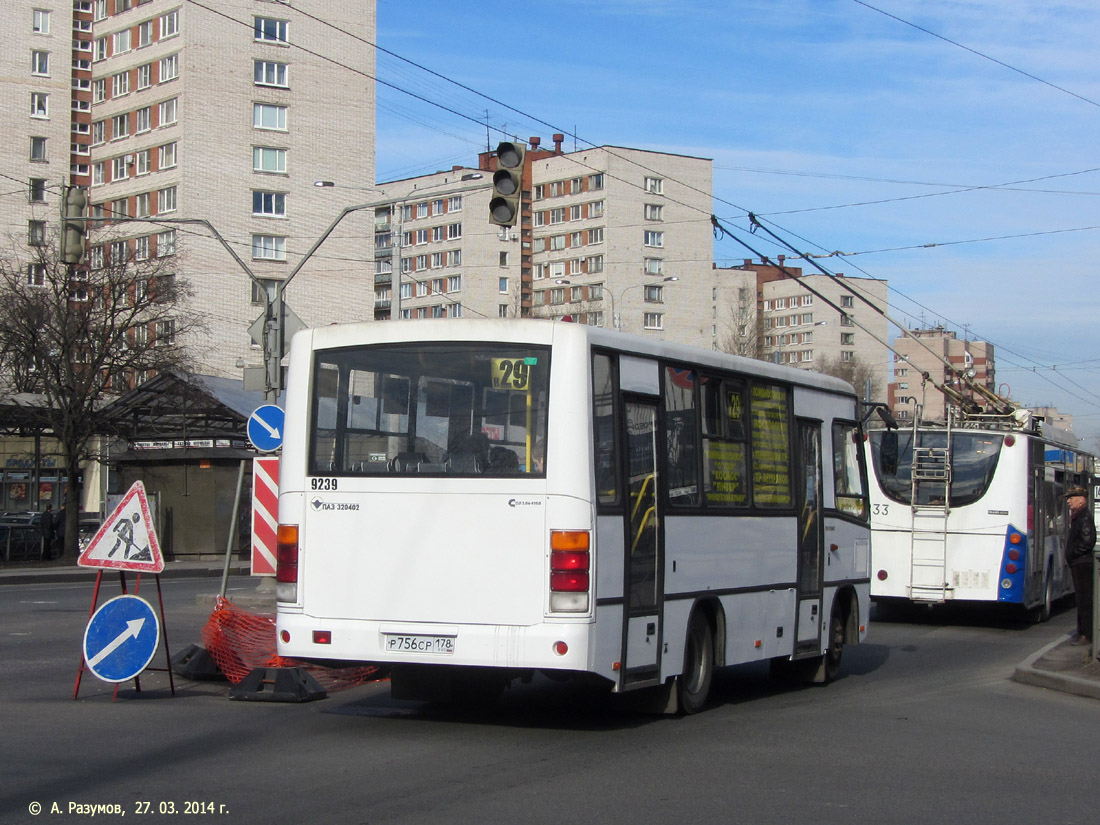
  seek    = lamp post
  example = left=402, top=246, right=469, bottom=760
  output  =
left=557, top=275, right=679, bottom=331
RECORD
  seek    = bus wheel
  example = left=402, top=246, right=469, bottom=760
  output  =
left=677, top=612, right=713, bottom=714
left=821, top=605, right=845, bottom=684
left=1031, top=565, right=1054, bottom=624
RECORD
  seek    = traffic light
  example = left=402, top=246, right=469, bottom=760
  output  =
left=60, top=185, right=88, bottom=265
left=489, top=141, right=525, bottom=226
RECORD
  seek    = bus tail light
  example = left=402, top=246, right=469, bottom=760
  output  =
left=276, top=524, right=299, bottom=603
left=550, top=530, right=590, bottom=613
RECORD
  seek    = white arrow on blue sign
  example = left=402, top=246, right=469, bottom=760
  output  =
left=248, top=404, right=286, bottom=452
left=82, top=594, right=160, bottom=683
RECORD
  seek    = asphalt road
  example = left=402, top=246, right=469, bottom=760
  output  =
left=2, top=576, right=1097, bottom=825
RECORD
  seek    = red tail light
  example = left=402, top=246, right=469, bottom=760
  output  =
left=550, top=530, right=590, bottom=612
left=276, top=524, right=299, bottom=584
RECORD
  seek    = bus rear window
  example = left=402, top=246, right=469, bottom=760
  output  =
left=310, top=343, right=549, bottom=476
left=870, top=429, right=1003, bottom=507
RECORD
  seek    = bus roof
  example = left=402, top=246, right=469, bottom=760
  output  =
left=293, top=319, right=858, bottom=398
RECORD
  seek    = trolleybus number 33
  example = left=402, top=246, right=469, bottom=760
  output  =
left=384, top=634, right=456, bottom=654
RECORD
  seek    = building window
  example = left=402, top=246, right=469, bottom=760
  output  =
left=448, top=275, right=461, bottom=292
left=135, top=107, right=151, bottom=133
left=841, top=295, right=854, bottom=308
left=254, top=60, right=288, bottom=87
left=156, top=230, right=175, bottom=257
left=251, top=278, right=278, bottom=304
left=644, top=176, right=663, bottom=194
left=160, top=54, right=179, bottom=82
left=158, top=186, right=177, bottom=213
left=841, top=351, right=854, bottom=362
left=32, top=9, right=50, bottom=33
left=160, top=11, right=180, bottom=39
left=31, top=51, right=50, bottom=76
left=136, top=63, right=152, bottom=89
left=253, top=191, right=286, bottom=217
left=448, top=195, right=462, bottom=211
left=589, top=173, right=604, bottom=190
left=92, top=78, right=107, bottom=103
left=27, top=263, right=47, bottom=287
left=588, top=227, right=604, bottom=244
left=29, top=178, right=47, bottom=202
left=252, top=234, right=286, bottom=261
left=841, top=333, right=854, bottom=345
left=548, top=235, right=565, bottom=251
left=92, top=162, right=105, bottom=185
left=643, top=230, right=664, bottom=248
left=134, top=236, right=150, bottom=261
left=550, top=288, right=565, bottom=305
left=159, top=142, right=177, bottom=169
left=28, top=220, right=46, bottom=246
left=644, top=285, right=664, bottom=303
left=643, top=312, right=664, bottom=330
left=159, top=98, right=177, bottom=125
left=254, top=17, right=288, bottom=43
left=111, top=113, right=128, bottom=139
left=30, top=93, right=49, bottom=119
left=644, top=257, right=663, bottom=276
left=135, top=149, right=150, bottom=175
left=447, top=223, right=462, bottom=240
left=253, top=103, right=286, bottom=130
left=138, top=20, right=153, bottom=47
left=94, top=37, right=108, bottom=62
left=114, top=29, right=132, bottom=54
left=586, top=255, right=604, bottom=273
left=253, top=146, right=286, bottom=173
left=644, top=203, right=663, bottom=221
left=113, top=72, right=130, bottom=97
left=498, top=276, right=508, bottom=293
left=112, top=156, right=128, bottom=181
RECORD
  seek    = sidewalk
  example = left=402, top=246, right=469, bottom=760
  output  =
left=2, top=559, right=1097, bottom=698
left=1012, top=636, right=1100, bottom=701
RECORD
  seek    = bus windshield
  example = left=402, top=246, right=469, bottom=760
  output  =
left=870, top=429, right=1004, bottom=507
left=309, top=342, right=550, bottom=477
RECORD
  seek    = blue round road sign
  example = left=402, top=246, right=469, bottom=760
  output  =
left=248, top=404, right=285, bottom=452
left=82, top=594, right=160, bottom=683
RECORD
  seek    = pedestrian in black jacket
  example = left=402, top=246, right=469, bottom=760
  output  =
left=1064, top=486, right=1097, bottom=645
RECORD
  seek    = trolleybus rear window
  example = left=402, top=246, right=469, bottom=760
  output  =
left=870, top=430, right=1003, bottom=507
left=309, top=343, right=550, bottom=477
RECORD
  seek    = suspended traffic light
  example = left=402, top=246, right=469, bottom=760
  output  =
left=60, top=185, right=88, bottom=265
left=489, top=141, right=525, bottom=226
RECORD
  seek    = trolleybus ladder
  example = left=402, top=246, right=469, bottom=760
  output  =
left=908, top=411, right=951, bottom=601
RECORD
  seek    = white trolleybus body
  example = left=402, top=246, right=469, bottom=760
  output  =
left=866, top=416, right=1096, bottom=617
left=276, top=319, right=871, bottom=711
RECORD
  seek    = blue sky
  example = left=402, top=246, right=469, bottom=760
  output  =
left=374, top=0, right=1100, bottom=446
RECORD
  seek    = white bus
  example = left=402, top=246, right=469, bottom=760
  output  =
left=275, top=319, right=871, bottom=712
left=866, top=417, right=1096, bottom=618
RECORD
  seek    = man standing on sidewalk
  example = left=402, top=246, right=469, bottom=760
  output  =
left=1064, top=486, right=1096, bottom=645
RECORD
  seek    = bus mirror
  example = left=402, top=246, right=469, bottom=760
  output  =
left=880, top=431, right=899, bottom=476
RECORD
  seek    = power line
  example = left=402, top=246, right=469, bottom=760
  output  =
left=852, top=0, right=1100, bottom=109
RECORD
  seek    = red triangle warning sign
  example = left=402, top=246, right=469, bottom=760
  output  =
left=78, top=481, right=165, bottom=573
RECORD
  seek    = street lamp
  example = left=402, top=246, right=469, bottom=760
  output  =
left=555, top=275, right=679, bottom=330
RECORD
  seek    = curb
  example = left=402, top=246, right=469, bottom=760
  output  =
left=1012, top=638, right=1100, bottom=701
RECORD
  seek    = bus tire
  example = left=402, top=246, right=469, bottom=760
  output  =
left=1031, top=564, right=1054, bottom=624
left=821, top=603, right=846, bottom=684
left=677, top=611, right=713, bottom=714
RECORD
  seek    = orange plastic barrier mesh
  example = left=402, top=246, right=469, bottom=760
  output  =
left=201, top=596, right=380, bottom=690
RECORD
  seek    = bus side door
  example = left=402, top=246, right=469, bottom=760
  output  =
left=795, top=419, right=825, bottom=652
left=621, top=395, right=663, bottom=686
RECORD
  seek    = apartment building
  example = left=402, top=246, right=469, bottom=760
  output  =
left=890, top=327, right=995, bottom=422
left=1, top=1, right=377, bottom=381
left=721, top=259, right=890, bottom=396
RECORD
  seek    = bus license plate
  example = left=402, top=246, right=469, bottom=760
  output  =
left=384, top=634, right=455, bottom=655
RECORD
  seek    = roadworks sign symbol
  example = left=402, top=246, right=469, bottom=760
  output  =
left=78, top=480, right=165, bottom=573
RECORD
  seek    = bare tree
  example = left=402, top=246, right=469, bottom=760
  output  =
left=0, top=234, right=198, bottom=556
left=718, top=289, right=765, bottom=360
left=815, top=354, right=881, bottom=401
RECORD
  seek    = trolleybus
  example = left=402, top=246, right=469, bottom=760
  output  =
left=275, top=319, right=871, bottom=711
left=866, top=414, right=1095, bottom=618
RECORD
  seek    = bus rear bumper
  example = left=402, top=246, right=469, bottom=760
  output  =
left=276, top=613, right=594, bottom=673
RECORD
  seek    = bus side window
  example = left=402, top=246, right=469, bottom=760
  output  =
left=664, top=365, right=699, bottom=506
left=592, top=353, right=619, bottom=506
